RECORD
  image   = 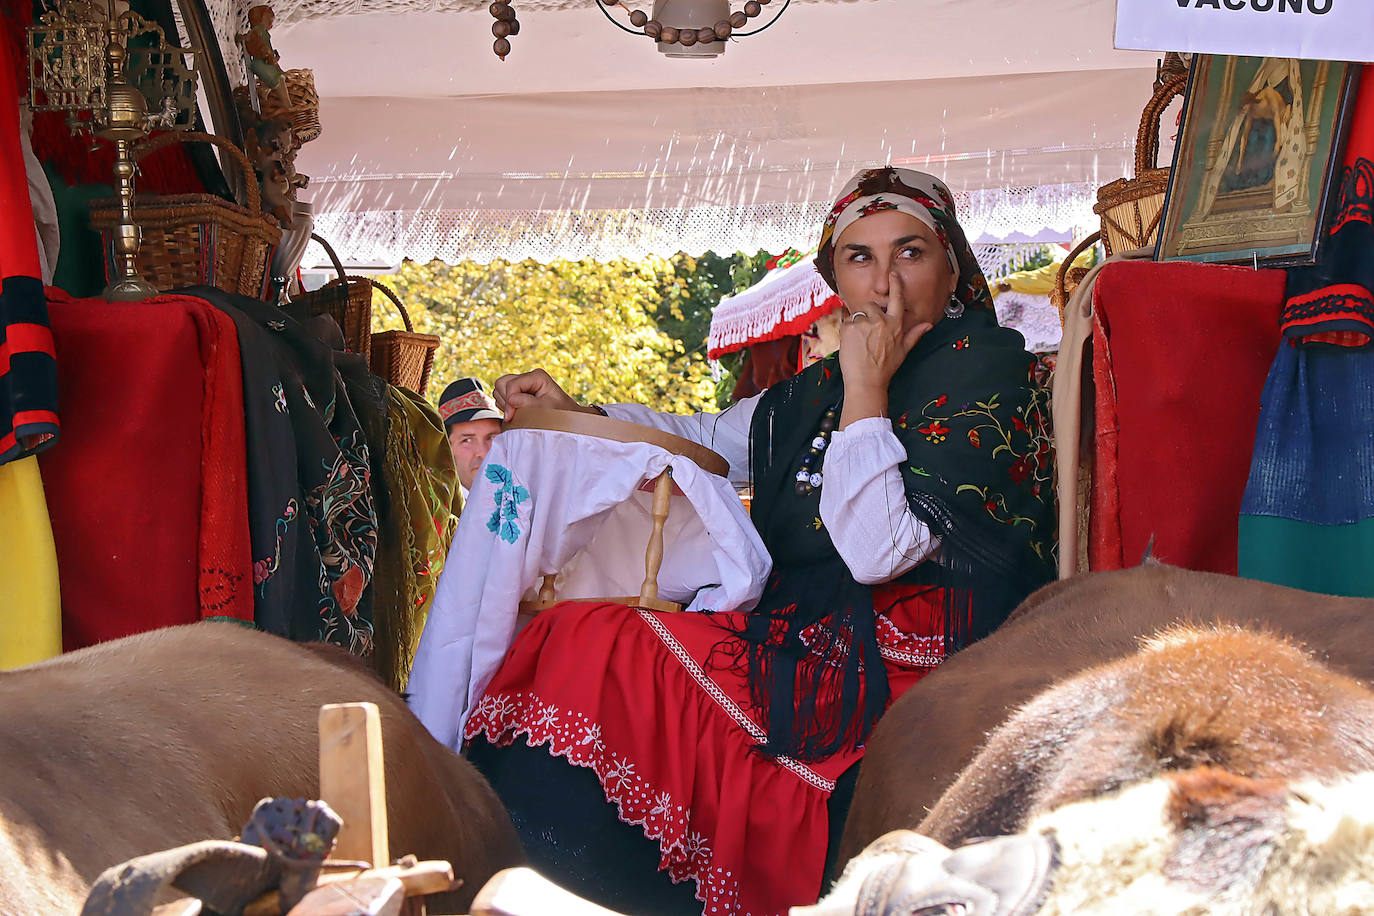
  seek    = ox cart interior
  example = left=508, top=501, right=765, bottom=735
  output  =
left=4, top=0, right=1374, bottom=914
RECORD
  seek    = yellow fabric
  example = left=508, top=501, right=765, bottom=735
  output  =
left=992, top=248, right=1095, bottom=298
left=0, top=455, right=62, bottom=668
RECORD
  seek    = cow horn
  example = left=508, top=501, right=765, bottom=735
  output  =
left=796, top=831, right=1058, bottom=916
left=794, top=831, right=954, bottom=916
left=939, top=832, right=1058, bottom=916
left=79, top=841, right=278, bottom=916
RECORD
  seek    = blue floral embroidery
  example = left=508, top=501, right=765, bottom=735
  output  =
left=485, top=464, right=529, bottom=544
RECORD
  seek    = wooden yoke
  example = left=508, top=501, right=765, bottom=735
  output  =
left=319, top=703, right=389, bottom=869
left=236, top=702, right=459, bottom=916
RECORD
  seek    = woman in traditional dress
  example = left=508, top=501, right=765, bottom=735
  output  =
left=465, top=167, right=1056, bottom=916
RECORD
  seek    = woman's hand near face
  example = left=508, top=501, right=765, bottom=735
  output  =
left=492, top=369, right=596, bottom=421
left=838, top=271, right=932, bottom=428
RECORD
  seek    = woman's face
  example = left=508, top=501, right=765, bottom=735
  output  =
left=832, top=209, right=957, bottom=333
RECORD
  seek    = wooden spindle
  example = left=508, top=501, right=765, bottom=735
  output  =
left=638, top=469, right=672, bottom=607
left=537, top=573, right=557, bottom=604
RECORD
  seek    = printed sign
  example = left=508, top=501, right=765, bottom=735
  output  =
left=1115, top=0, right=1374, bottom=63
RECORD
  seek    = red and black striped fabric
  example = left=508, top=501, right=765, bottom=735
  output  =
left=0, top=22, right=58, bottom=465
left=1282, top=67, right=1374, bottom=348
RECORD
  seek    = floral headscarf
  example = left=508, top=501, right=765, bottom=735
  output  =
left=814, top=167, right=992, bottom=315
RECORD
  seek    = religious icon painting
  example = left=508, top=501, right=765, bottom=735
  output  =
left=1156, top=55, right=1361, bottom=267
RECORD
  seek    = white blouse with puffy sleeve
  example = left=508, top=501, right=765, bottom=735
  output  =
left=603, top=399, right=940, bottom=585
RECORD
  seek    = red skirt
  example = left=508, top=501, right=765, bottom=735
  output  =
left=464, top=584, right=945, bottom=916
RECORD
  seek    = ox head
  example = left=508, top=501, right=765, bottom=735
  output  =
left=802, top=769, right=1374, bottom=916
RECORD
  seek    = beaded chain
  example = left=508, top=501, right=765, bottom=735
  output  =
left=794, top=402, right=840, bottom=496
left=621, top=0, right=776, bottom=47
left=488, top=0, right=779, bottom=59
left=488, top=1, right=521, bottom=58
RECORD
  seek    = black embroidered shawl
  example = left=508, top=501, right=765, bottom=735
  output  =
left=738, top=311, right=1056, bottom=761
left=189, top=287, right=380, bottom=652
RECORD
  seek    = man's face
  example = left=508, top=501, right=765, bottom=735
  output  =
left=448, top=418, right=501, bottom=490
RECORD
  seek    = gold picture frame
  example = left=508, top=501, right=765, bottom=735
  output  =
left=1156, top=55, right=1360, bottom=268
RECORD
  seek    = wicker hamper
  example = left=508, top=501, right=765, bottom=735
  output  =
left=370, top=285, right=439, bottom=397
left=1092, top=74, right=1189, bottom=256
left=260, top=68, right=322, bottom=146
left=283, top=69, right=321, bottom=145
left=299, top=234, right=439, bottom=395
left=300, top=233, right=374, bottom=359
left=89, top=131, right=280, bottom=299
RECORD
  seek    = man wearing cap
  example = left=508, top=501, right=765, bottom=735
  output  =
left=438, top=377, right=503, bottom=493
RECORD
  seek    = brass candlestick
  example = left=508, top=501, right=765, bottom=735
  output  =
left=28, top=0, right=198, bottom=301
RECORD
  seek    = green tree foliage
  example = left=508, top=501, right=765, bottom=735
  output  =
left=373, top=252, right=777, bottom=414
left=653, top=250, right=772, bottom=408
left=373, top=257, right=720, bottom=413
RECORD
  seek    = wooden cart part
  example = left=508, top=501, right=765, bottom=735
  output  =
left=129, top=702, right=460, bottom=916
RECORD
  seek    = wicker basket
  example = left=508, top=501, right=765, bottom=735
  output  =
left=1052, top=230, right=1101, bottom=326
left=1092, top=75, right=1188, bottom=256
left=257, top=69, right=321, bottom=146
left=300, top=234, right=439, bottom=394
left=298, top=233, right=373, bottom=358
left=283, top=69, right=321, bottom=145
left=370, top=283, right=439, bottom=396
left=89, top=131, right=281, bottom=299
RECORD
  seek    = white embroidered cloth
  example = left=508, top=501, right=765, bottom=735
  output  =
left=407, top=427, right=772, bottom=750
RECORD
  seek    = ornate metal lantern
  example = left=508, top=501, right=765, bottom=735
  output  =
left=28, top=0, right=198, bottom=301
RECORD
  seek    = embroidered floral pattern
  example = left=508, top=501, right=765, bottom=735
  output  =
left=918, top=421, right=950, bottom=443
left=465, top=693, right=740, bottom=913
left=485, top=463, right=530, bottom=544
left=913, top=364, right=1055, bottom=560
left=253, top=498, right=298, bottom=593
left=307, top=430, right=377, bottom=653
left=857, top=197, right=900, bottom=218
left=874, top=614, right=945, bottom=668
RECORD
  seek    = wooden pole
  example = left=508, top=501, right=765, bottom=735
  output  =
left=319, top=703, right=390, bottom=869
left=638, top=469, right=672, bottom=607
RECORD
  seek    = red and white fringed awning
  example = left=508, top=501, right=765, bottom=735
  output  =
left=707, top=254, right=841, bottom=360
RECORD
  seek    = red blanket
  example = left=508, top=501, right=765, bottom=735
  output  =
left=1090, top=261, right=1285, bottom=574
left=40, top=291, right=252, bottom=648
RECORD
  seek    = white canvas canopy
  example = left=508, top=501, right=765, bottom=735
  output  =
left=246, top=0, right=1172, bottom=265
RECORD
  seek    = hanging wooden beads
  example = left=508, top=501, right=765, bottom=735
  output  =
left=489, top=0, right=520, bottom=59
left=619, top=0, right=770, bottom=47
left=490, top=0, right=774, bottom=58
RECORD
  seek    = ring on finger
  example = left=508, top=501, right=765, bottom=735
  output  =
left=848, top=311, right=868, bottom=324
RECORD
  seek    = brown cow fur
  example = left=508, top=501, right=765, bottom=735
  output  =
left=836, top=564, right=1374, bottom=869
left=919, top=626, right=1374, bottom=847
left=0, top=623, right=524, bottom=916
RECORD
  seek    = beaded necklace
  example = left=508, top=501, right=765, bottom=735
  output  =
left=793, top=402, right=841, bottom=495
